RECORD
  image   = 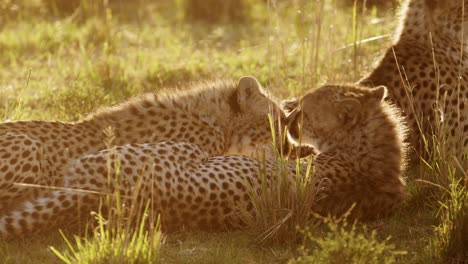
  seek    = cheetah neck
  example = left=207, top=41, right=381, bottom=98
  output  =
left=81, top=82, right=237, bottom=131
left=323, top=105, right=406, bottom=166
left=74, top=82, right=242, bottom=155
left=167, top=86, right=236, bottom=126
left=394, top=0, right=433, bottom=43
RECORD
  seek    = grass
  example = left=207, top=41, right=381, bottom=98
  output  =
left=50, top=213, right=163, bottom=264
left=0, top=0, right=466, bottom=263
left=290, top=212, right=407, bottom=264
left=431, top=174, right=468, bottom=263
left=49, top=128, right=164, bottom=264
left=235, top=136, right=318, bottom=245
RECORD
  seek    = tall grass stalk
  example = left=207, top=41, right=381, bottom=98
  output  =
left=290, top=212, right=407, bottom=264
left=50, top=127, right=163, bottom=263
left=398, top=21, right=468, bottom=262
left=431, top=170, right=467, bottom=263
left=236, top=113, right=319, bottom=244
left=50, top=207, right=163, bottom=264
left=236, top=151, right=318, bottom=245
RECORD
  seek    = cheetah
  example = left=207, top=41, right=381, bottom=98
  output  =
left=0, top=84, right=408, bottom=238
left=284, top=84, right=408, bottom=219
left=0, top=141, right=304, bottom=238
left=359, top=0, right=468, bottom=161
left=0, top=86, right=405, bottom=238
left=0, top=76, right=288, bottom=211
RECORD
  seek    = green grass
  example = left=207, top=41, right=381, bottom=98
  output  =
left=49, top=131, right=164, bottom=264
left=0, top=0, right=466, bottom=263
left=50, top=215, right=162, bottom=264
left=290, top=212, right=407, bottom=264
left=235, top=142, right=318, bottom=245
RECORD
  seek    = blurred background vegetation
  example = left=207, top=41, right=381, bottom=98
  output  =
left=0, top=0, right=397, bottom=121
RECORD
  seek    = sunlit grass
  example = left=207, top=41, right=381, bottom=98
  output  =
left=50, top=213, right=163, bottom=264
left=236, top=115, right=319, bottom=245
left=431, top=174, right=468, bottom=263
left=290, top=212, right=407, bottom=264
left=0, top=0, right=394, bottom=121
left=399, top=29, right=468, bottom=263
left=49, top=128, right=164, bottom=264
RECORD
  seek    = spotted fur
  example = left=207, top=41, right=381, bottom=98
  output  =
left=359, top=0, right=468, bottom=160
left=0, top=141, right=302, bottom=238
left=0, top=76, right=287, bottom=211
left=286, top=84, right=408, bottom=219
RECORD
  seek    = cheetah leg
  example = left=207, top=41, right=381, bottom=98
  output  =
left=0, top=133, right=46, bottom=211
left=0, top=190, right=99, bottom=239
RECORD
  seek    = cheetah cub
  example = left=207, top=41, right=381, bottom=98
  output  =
left=0, top=76, right=288, bottom=211
left=284, top=84, right=408, bottom=219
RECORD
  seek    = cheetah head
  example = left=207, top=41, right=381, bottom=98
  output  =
left=227, top=76, right=290, bottom=157
left=285, top=84, right=387, bottom=153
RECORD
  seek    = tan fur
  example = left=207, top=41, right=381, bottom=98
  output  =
left=286, top=84, right=408, bottom=219
left=0, top=141, right=303, bottom=238
left=0, top=76, right=287, bottom=211
left=360, top=0, right=468, bottom=160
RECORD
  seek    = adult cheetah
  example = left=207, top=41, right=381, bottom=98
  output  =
left=0, top=141, right=304, bottom=238
left=359, top=0, right=468, bottom=161
left=284, top=84, right=408, bottom=219
left=0, top=76, right=288, bottom=211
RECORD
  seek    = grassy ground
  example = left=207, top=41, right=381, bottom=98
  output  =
left=0, top=0, right=465, bottom=263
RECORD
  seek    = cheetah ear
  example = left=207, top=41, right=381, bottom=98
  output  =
left=337, top=98, right=361, bottom=125
left=236, top=76, right=265, bottom=111
left=369, top=85, right=387, bottom=102
left=281, top=98, right=300, bottom=116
